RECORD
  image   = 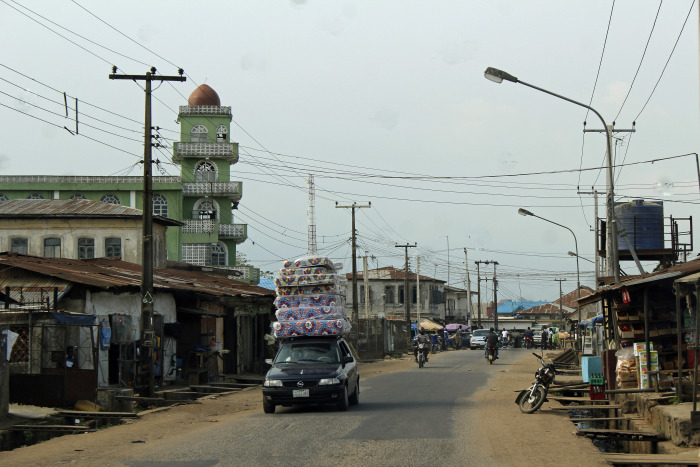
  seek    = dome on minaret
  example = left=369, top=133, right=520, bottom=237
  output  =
left=188, top=84, right=221, bottom=106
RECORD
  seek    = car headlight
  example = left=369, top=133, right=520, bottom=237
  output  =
left=319, top=378, right=341, bottom=385
left=263, top=380, right=283, bottom=387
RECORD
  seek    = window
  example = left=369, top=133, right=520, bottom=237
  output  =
left=384, top=286, right=394, bottom=304
left=101, top=194, right=120, bottom=205
left=216, top=125, right=228, bottom=142
left=152, top=193, right=168, bottom=217
left=412, top=286, right=417, bottom=304
left=0, top=194, right=8, bottom=202
left=211, top=243, right=227, bottom=266
left=182, top=244, right=208, bottom=266
left=78, top=238, right=94, bottom=259
left=194, top=160, right=217, bottom=183
left=359, top=285, right=365, bottom=303
left=69, top=194, right=86, bottom=200
left=190, top=124, right=208, bottom=143
left=27, top=193, right=44, bottom=199
left=105, top=238, right=121, bottom=258
left=11, top=238, right=28, bottom=254
left=399, top=285, right=405, bottom=305
left=44, top=238, right=61, bottom=258
left=195, top=199, right=217, bottom=220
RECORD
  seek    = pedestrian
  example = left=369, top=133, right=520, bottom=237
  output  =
left=455, top=328, right=462, bottom=350
left=443, top=328, right=449, bottom=350
left=541, top=327, right=549, bottom=350
left=430, top=332, right=439, bottom=353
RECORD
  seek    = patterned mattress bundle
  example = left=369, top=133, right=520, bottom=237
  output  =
left=272, top=256, right=351, bottom=338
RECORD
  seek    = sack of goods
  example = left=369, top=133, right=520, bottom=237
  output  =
left=271, top=255, right=351, bottom=339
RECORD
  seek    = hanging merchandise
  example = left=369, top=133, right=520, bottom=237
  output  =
left=272, top=255, right=351, bottom=338
left=621, top=287, right=631, bottom=304
left=100, top=318, right=112, bottom=350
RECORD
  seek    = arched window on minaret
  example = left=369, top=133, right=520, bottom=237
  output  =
left=211, top=242, right=227, bottom=266
left=190, top=124, right=208, bottom=143
left=194, top=160, right=217, bottom=183
left=193, top=198, right=219, bottom=220
left=216, top=125, right=228, bottom=142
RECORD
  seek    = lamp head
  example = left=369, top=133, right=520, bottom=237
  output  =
left=518, top=208, right=534, bottom=217
left=484, top=67, right=518, bottom=84
left=567, top=251, right=576, bottom=257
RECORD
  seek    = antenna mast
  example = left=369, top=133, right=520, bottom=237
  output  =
left=307, top=174, right=317, bottom=254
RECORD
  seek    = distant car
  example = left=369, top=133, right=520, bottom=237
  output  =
left=533, top=330, right=542, bottom=346
left=262, top=336, right=359, bottom=414
left=470, top=329, right=490, bottom=350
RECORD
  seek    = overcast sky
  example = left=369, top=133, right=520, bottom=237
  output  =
left=1, top=1, right=698, bottom=303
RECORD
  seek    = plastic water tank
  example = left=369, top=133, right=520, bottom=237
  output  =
left=614, top=199, right=664, bottom=250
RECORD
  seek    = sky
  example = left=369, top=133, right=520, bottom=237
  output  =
left=0, top=0, right=699, bottom=303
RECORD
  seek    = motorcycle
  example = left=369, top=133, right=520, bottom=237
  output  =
left=486, top=345, right=497, bottom=364
left=417, top=343, right=428, bottom=368
left=524, top=336, right=532, bottom=349
left=515, top=353, right=557, bottom=413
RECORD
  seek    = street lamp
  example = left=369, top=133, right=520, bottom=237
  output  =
left=519, top=208, right=582, bottom=349
left=487, top=67, right=619, bottom=284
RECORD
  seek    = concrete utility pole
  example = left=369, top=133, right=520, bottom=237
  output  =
left=363, top=256, right=369, bottom=319
left=464, top=249, right=472, bottom=324
left=109, top=67, right=185, bottom=397
left=335, top=202, right=371, bottom=331
left=476, top=261, right=482, bottom=328
left=554, top=279, right=567, bottom=320
left=476, top=260, right=498, bottom=328
left=416, top=256, right=421, bottom=324
left=395, top=243, right=417, bottom=332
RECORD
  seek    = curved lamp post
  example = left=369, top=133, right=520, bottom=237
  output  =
left=519, top=208, right=582, bottom=349
left=487, top=67, right=619, bottom=284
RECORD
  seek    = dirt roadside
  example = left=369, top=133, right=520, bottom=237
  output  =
left=0, top=352, right=608, bottom=466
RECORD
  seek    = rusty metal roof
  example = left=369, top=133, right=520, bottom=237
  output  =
left=0, top=199, right=182, bottom=226
left=0, top=252, right=274, bottom=299
left=345, top=266, right=444, bottom=283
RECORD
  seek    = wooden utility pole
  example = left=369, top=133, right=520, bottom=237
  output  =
left=395, top=243, right=417, bottom=332
left=335, top=202, right=371, bottom=331
left=554, top=278, right=567, bottom=320
left=109, top=67, right=185, bottom=397
left=475, top=261, right=481, bottom=328
left=464, top=249, right=472, bottom=325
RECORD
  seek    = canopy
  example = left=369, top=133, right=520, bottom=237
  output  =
left=444, top=323, right=469, bottom=332
left=410, top=319, right=443, bottom=331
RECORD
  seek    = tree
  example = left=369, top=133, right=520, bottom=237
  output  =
left=236, top=252, right=274, bottom=279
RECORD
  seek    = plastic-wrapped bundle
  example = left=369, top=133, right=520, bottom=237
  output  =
left=274, top=273, right=346, bottom=288
left=282, top=256, right=336, bottom=271
left=275, top=305, right=346, bottom=321
left=278, top=267, right=328, bottom=276
left=273, top=319, right=351, bottom=338
left=276, top=284, right=346, bottom=296
left=275, top=295, right=344, bottom=309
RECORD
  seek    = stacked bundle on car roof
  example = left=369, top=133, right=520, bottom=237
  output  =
left=272, top=256, right=351, bottom=338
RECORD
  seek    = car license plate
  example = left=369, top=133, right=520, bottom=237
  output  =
left=293, top=389, right=309, bottom=398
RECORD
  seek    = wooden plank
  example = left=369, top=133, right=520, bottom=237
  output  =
left=188, top=385, right=242, bottom=391
left=57, top=410, right=138, bottom=418
left=577, top=428, right=665, bottom=440
left=549, top=404, right=620, bottom=410
left=570, top=417, right=644, bottom=422
left=12, top=424, right=95, bottom=432
left=603, top=452, right=698, bottom=465
left=549, top=396, right=610, bottom=403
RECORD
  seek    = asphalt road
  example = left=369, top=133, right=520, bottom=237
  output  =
left=120, top=347, right=521, bottom=467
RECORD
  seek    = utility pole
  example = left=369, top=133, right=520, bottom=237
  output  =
left=109, top=67, right=185, bottom=397
left=554, top=279, right=567, bottom=320
left=464, top=249, right=472, bottom=325
left=416, top=256, right=421, bottom=325
left=395, top=243, right=417, bottom=332
left=476, top=261, right=481, bottom=328
left=363, top=256, right=369, bottom=319
left=476, top=260, right=498, bottom=328
left=335, top=202, right=371, bottom=332
left=584, top=125, right=634, bottom=283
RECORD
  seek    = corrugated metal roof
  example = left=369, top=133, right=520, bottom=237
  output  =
left=345, top=266, right=444, bottom=283
left=0, top=252, right=274, bottom=299
left=0, top=199, right=182, bottom=226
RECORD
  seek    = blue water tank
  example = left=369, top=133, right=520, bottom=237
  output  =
left=614, top=199, right=664, bottom=250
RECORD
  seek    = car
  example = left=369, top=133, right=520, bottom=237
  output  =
left=533, top=330, right=542, bottom=346
left=470, top=329, right=490, bottom=350
left=262, top=336, right=360, bottom=414
left=461, top=331, right=472, bottom=348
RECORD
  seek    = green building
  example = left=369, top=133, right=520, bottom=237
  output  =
left=0, top=84, right=259, bottom=283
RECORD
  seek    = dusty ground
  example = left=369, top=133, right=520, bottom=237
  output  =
left=0, top=352, right=610, bottom=466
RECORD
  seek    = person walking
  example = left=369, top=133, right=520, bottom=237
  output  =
left=541, top=327, right=549, bottom=350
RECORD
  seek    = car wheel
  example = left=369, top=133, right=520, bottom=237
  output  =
left=263, top=399, right=275, bottom=414
left=337, top=385, right=349, bottom=411
left=349, top=380, right=359, bottom=406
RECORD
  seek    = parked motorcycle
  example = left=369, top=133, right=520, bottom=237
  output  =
left=486, top=345, right=497, bottom=364
left=515, top=353, right=557, bottom=413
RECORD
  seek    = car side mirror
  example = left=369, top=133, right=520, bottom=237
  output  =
left=342, top=356, right=354, bottom=365
left=264, top=359, right=273, bottom=365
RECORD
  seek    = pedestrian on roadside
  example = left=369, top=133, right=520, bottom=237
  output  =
left=541, top=327, right=549, bottom=350
left=455, top=328, right=462, bottom=350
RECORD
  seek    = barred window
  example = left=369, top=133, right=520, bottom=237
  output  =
left=69, top=193, right=87, bottom=200
left=216, top=125, right=228, bottom=142
left=44, top=238, right=61, bottom=258
left=152, top=193, right=168, bottom=217
left=0, top=194, right=9, bottom=201
left=11, top=238, right=28, bottom=254
left=211, top=243, right=227, bottom=266
left=182, top=243, right=209, bottom=266
left=27, top=193, right=44, bottom=199
left=194, top=160, right=217, bottom=183
left=105, top=238, right=121, bottom=258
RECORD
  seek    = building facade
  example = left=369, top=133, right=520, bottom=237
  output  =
left=0, top=84, right=259, bottom=283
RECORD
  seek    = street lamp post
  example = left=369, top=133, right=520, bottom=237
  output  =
left=485, top=67, right=619, bottom=284
left=519, top=208, right=582, bottom=349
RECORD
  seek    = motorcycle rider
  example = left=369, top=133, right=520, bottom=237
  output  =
left=413, top=327, right=430, bottom=362
left=485, top=327, right=499, bottom=360
left=523, top=327, right=534, bottom=348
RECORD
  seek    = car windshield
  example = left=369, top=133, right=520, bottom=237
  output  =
left=274, top=342, right=340, bottom=364
left=472, top=330, right=489, bottom=337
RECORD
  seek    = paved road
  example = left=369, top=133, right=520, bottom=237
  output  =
left=121, top=347, right=523, bottom=467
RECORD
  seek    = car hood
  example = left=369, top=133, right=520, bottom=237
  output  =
left=267, top=363, right=342, bottom=379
